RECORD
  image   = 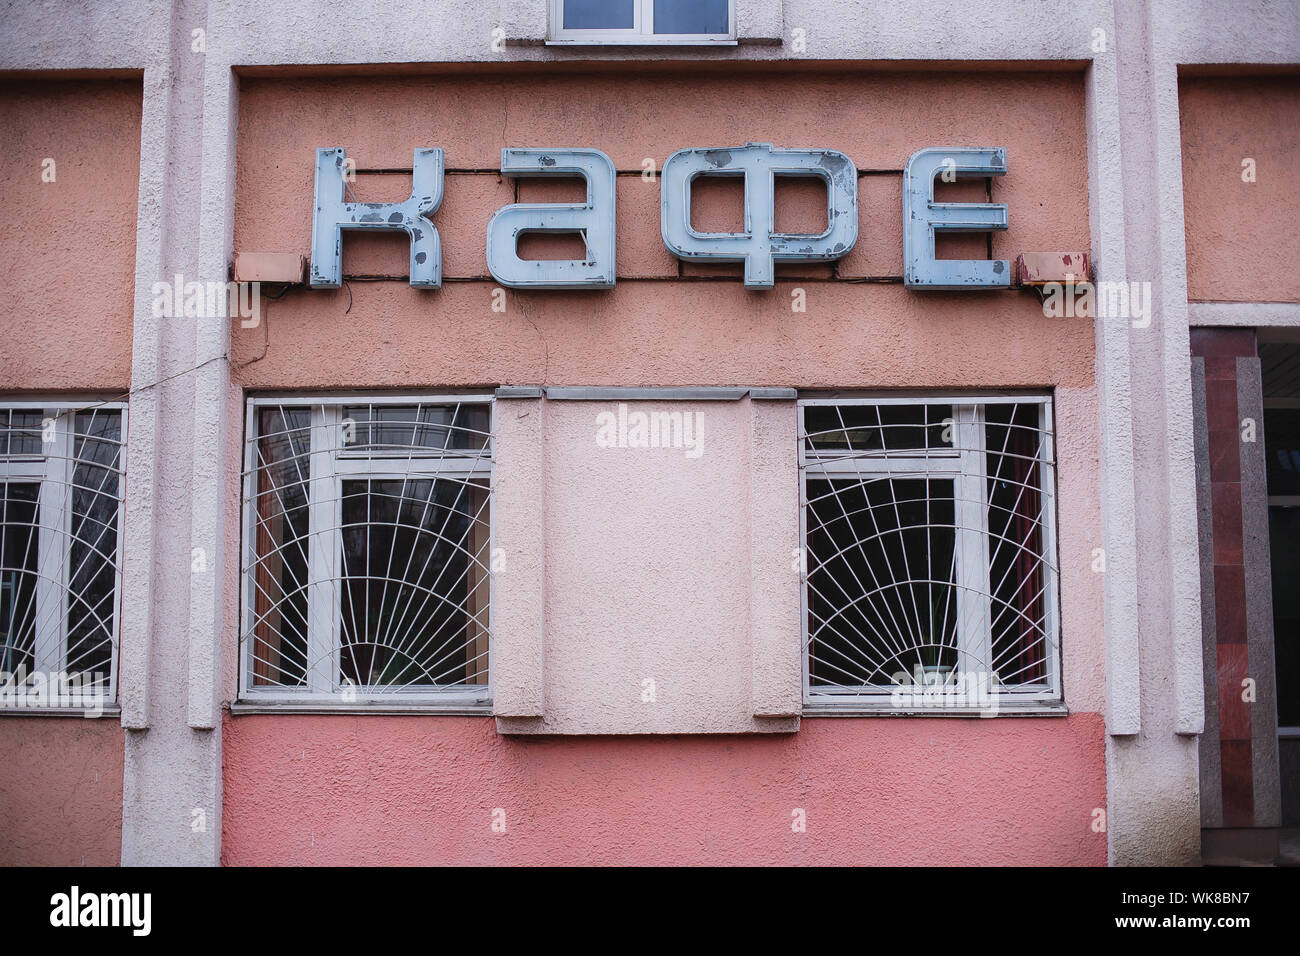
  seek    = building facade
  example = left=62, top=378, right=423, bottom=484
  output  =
left=0, top=0, right=1296, bottom=866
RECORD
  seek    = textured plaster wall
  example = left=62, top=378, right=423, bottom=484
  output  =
left=1101, top=0, right=1204, bottom=867
left=220, top=67, right=1109, bottom=856
left=229, top=71, right=1091, bottom=387
left=0, top=718, right=124, bottom=866
left=231, top=283, right=1096, bottom=389
left=1055, top=385, right=1108, bottom=716
left=0, top=78, right=141, bottom=390
left=115, top=0, right=226, bottom=865
left=0, top=77, right=140, bottom=868
left=1092, top=0, right=1299, bottom=866
left=1179, top=75, right=1300, bottom=304
left=222, top=711, right=1107, bottom=865
left=0, top=0, right=1118, bottom=70
left=506, top=397, right=800, bottom=734
left=6, top=0, right=1290, bottom=866
left=231, top=69, right=1087, bottom=287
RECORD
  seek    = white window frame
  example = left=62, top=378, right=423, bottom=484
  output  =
left=798, top=393, right=1062, bottom=713
left=0, top=400, right=127, bottom=711
left=238, top=393, right=494, bottom=710
left=548, top=0, right=737, bottom=45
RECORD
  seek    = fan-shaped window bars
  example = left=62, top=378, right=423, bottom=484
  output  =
left=239, top=396, right=493, bottom=707
left=0, top=402, right=125, bottom=707
left=799, top=396, right=1060, bottom=709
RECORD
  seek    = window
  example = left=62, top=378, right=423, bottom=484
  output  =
left=550, top=0, right=734, bottom=44
left=798, top=396, right=1061, bottom=710
left=0, top=402, right=126, bottom=708
left=240, top=396, right=493, bottom=708
left=1261, top=341, right=1300, bottom=731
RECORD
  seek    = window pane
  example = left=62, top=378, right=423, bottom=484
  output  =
left=250, top=407, right=311, bottom=686
left=1265, top=407, right=1300, bottom=497
left=564, top=0, right=634, bottom=30
left=1270, top=506, right=1300, bottom=727
left=339, top=477, right=489, bottom=687
left=800, top=399, right=1057, bottom=702
left=806, top=476, right=957, bottom=687
left=243, top=401, right=495, bottom=701
left=0, top=483, right=40, bottom=678
left=985, top=403, right=1049, bottom=685
left=653, top=0, right=728, bottom=34
left=343, top=403, right=490, bottom=454
left=65, top=410, right=122, bottom=690
left=1, top=410, right=44, bottom=457
left=803, top=403, right=953, bottom=453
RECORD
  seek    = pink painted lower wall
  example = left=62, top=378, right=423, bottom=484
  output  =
left=0, top=717, right=124, bottom=866
left=222, top=712, right=1107, bottom=865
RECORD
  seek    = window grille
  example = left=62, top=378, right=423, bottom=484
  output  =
left=239, top=397, right=492, bottom=707
left=798, top=396, right=1060, bottom=708
left=0, top=403, right=125, bottom=706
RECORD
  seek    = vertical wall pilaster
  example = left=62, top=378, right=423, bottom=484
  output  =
left=1101, top=0, right=1205, bottom=866
left=119, top=0, right=230, bottom=866
left=492, top=392, right=548, bottom=724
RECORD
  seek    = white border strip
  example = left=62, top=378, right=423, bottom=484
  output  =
left=1188, top=302, right=1300, bottom=327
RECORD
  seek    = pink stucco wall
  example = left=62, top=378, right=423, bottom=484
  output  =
left=229, top=69, right=1091, bottom=388
left=1180, top=74, right=1300, bottom=303
left=0, top=78, right=139, bottom=867
left=0, top=78, right=141, bottom=390
left=222, top=712, right=1106, bottom=865
left=0, top=717, right=124, bottom=866
left=223, top=67, right=1106, bottom=864
left=511, top=397, right=801, bottom=734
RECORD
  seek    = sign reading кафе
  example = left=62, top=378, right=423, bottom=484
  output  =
left=310, top=144, right=1013, bottom=293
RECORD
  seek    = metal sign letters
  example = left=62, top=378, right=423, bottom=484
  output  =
left=486, top=148, right=617, bottom=289
left=660, top=143, right=858, bottom=289
left=309, top=144, right=1011, bottom=292
left=902, top=147, right=1010, bottom=289
left=311, top=147, right=445, bottom=289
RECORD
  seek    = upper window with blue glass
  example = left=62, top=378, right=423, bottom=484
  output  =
left=551, top=0, right=734, bottom=43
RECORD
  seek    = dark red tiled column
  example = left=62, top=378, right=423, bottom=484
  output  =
left=1192, top=328, right=1258, bottom=830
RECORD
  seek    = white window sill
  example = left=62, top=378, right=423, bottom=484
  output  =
left=228, top=701, right=492, bottom=717
left=0, top=704, right=121, bottom=719
left=802, top=701, right=1070, bottom=718
left=545, top=38, right=738, bottom=46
